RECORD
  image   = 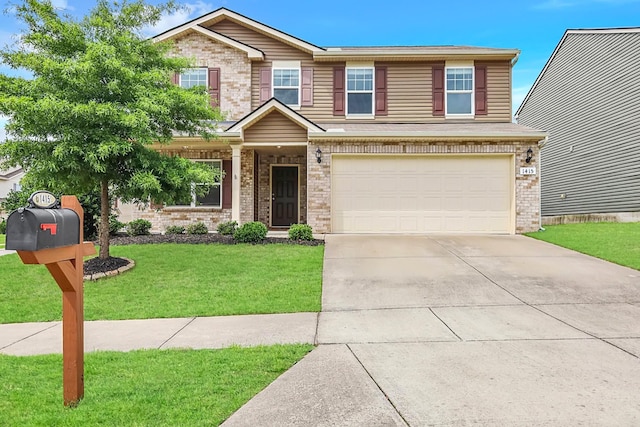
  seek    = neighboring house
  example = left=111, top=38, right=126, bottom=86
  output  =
left=517, top=28, right=640, bottom=223
left=133, top=8, right=546, bottom=234
left=0, top=166, right=24, bottom=204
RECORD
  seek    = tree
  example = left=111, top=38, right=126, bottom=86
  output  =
left=0, top=0, right=223, bottom=259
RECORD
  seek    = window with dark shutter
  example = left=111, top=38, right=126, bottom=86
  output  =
left=260, top=67, right=272, bottom=104
left=474, top=64, right=488, bottom=115
left=208, top=68, right=220, bottom=108
left=333, top=66, right=345, bottom=116
left=375, top=66, right=388, bottom=116
left=432, top=63, right=445, bottom=116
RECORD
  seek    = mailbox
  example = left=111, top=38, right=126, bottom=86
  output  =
left=6, top=208, right=80, bottom=251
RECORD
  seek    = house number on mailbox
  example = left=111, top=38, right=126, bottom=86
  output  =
left=29, top=190, right=58, bottom=209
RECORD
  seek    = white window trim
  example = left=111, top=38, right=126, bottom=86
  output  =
left=445, top=65, right=475, bottom=118
left=272, top=63, right=301, bottom=108
left=171, top=159, right=222, bottom=209
left=346, top=66, right=375, bottom=117
left=179, top=67, right=208, bottom=89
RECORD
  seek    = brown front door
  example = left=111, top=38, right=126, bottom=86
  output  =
left=272, top=166, right=298, bottom=226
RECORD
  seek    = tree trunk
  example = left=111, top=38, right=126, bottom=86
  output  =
left=99, top=179, right=110, bottom=259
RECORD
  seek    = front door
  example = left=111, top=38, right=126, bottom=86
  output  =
left=272, top=166, right=298, bottom=227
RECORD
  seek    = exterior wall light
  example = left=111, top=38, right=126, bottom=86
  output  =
left=316, top=147, right=322, bottom=163
left=525, top=148, right=533, bottom=163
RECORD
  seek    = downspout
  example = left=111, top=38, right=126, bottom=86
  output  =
left=538, top=136, right=549, bottom=231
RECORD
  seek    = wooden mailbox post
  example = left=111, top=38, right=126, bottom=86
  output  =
left=8, top=194, right=96, bottom=407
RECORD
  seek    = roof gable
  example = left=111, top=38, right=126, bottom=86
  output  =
left=153, top=8, right=324, bottom=55
left=227, top=98, right=325, bottom=137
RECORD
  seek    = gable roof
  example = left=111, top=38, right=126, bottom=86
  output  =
left=154, top=24, right=264, bottom=60
left=516, top=27, right=640, bottom=117
left=152, top=7, right=324, bottom=55
left=226, top=98, right=325, bottom=137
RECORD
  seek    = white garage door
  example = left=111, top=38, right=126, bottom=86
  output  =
left=331, top=155, right=513, bottom=234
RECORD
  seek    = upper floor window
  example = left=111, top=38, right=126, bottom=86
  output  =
left=347, top=68, right=373, bottom=115
left=180, top=68, right=207, bottom=89
left=273, top=68, right=300, bottom=106
left=446, top=67, right=473, bottom=116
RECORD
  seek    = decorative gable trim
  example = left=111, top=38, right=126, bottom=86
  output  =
left=226, top=98, right=325, bottom=139
left=153, top=8, right=324, bottom=55
left=153, top=24, right=264, bottom=60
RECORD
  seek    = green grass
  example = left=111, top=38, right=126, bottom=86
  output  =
left=526, top=222, right=640, bottom=270
left=0, top=234, right=5, bottom=249
left=0, top=344, right=313, bottom=426
left=0, top=243, right=324, bottom=323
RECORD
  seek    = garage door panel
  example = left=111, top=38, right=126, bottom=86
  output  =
left=332, top=155, right=512, bottom=234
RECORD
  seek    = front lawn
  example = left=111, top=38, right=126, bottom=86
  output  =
left=0, top=234, right=5, bottom=249
left=0, top=344, right=312, bottom=426
left=0, top=243, right=324, bottom=323
left=526, top=222, right=640, bottom=270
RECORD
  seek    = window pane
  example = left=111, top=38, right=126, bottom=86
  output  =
left=347, top=68, right=373, bottom=91
left=347, top=93, right=372, bottom=114
left=273, top=69, right=299, bottom=88
left=447, top=93, right=472, bottom=114
left=180, top=68, right=207, bottom=89
left=274, top=88, right=299, bottom=105
left=196, top=184, right=221, bottom=207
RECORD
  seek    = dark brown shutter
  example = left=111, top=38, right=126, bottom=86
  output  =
left=432, top=63, right=445, bottom=116
left=333, top=66, right=345, bottom=116
left=301, top=67, right=314, bottom=106
left=222, top=159, right=232, bottom=209
left=208, top=67, right=220, bottom=108
left=474, top=64, right=488, bottom=115
left=260, top=67, right=272, bottom=103
left=375, top=66, right=388, bottom=116
left=171, top=73, right=179, bottom=85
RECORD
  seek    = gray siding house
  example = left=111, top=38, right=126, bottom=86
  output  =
left=516, top=28, right=640, bottom=221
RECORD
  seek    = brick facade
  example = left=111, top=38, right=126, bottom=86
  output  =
left=171, top=33, right=251, bottom=121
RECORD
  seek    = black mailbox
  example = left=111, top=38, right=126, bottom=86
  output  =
left=6, top=208, right=80, bottom=251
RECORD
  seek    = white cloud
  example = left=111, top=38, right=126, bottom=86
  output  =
left=51, top=0, right=73, bottom=11
left=143, top=1, right=214, bottom=37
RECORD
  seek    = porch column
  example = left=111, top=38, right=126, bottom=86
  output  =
left=231, top=144, right=241, bottom=222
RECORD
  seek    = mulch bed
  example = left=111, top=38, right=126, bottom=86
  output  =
left=84, top=233, right=324, bottom=276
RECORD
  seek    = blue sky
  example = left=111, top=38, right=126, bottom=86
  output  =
left=1, top=0, right=639, bottom=139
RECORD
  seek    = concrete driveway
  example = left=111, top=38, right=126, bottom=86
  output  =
left=224, top=235, right=640, bottom=426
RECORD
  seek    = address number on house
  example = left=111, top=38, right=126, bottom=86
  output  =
left=519, top=167, right=537, bottom=175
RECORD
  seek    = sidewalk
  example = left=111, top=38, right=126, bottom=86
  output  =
left=0, top=312, right=318, bottom=356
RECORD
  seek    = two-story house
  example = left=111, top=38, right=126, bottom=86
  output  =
left=134, top=8, right=546, bottom=234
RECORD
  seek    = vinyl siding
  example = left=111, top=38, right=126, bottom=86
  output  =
left=208, top=19, right=513, bottom=123
left=475, top=61, right=512, bottom=122
left=518, top=32, right=640, bottom=216
left=208, top=19, right=314, bottom=110
left=243, top=111, right=308, bottom=143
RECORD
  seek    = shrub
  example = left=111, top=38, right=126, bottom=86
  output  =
left=165, top=225, right=185, bottom=235
left=216, top=220, right=238, bottom=236
left=109, top=215, right=127, bottom=235
left=233, top=221, right=267, bottom=243
left=186, top=222, right=208, bottom=235
left=126, top=219, right=152, bottom=236
left=288, top=224, right=313, bottom=241
left=0, top=218, right=6, bottom=234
